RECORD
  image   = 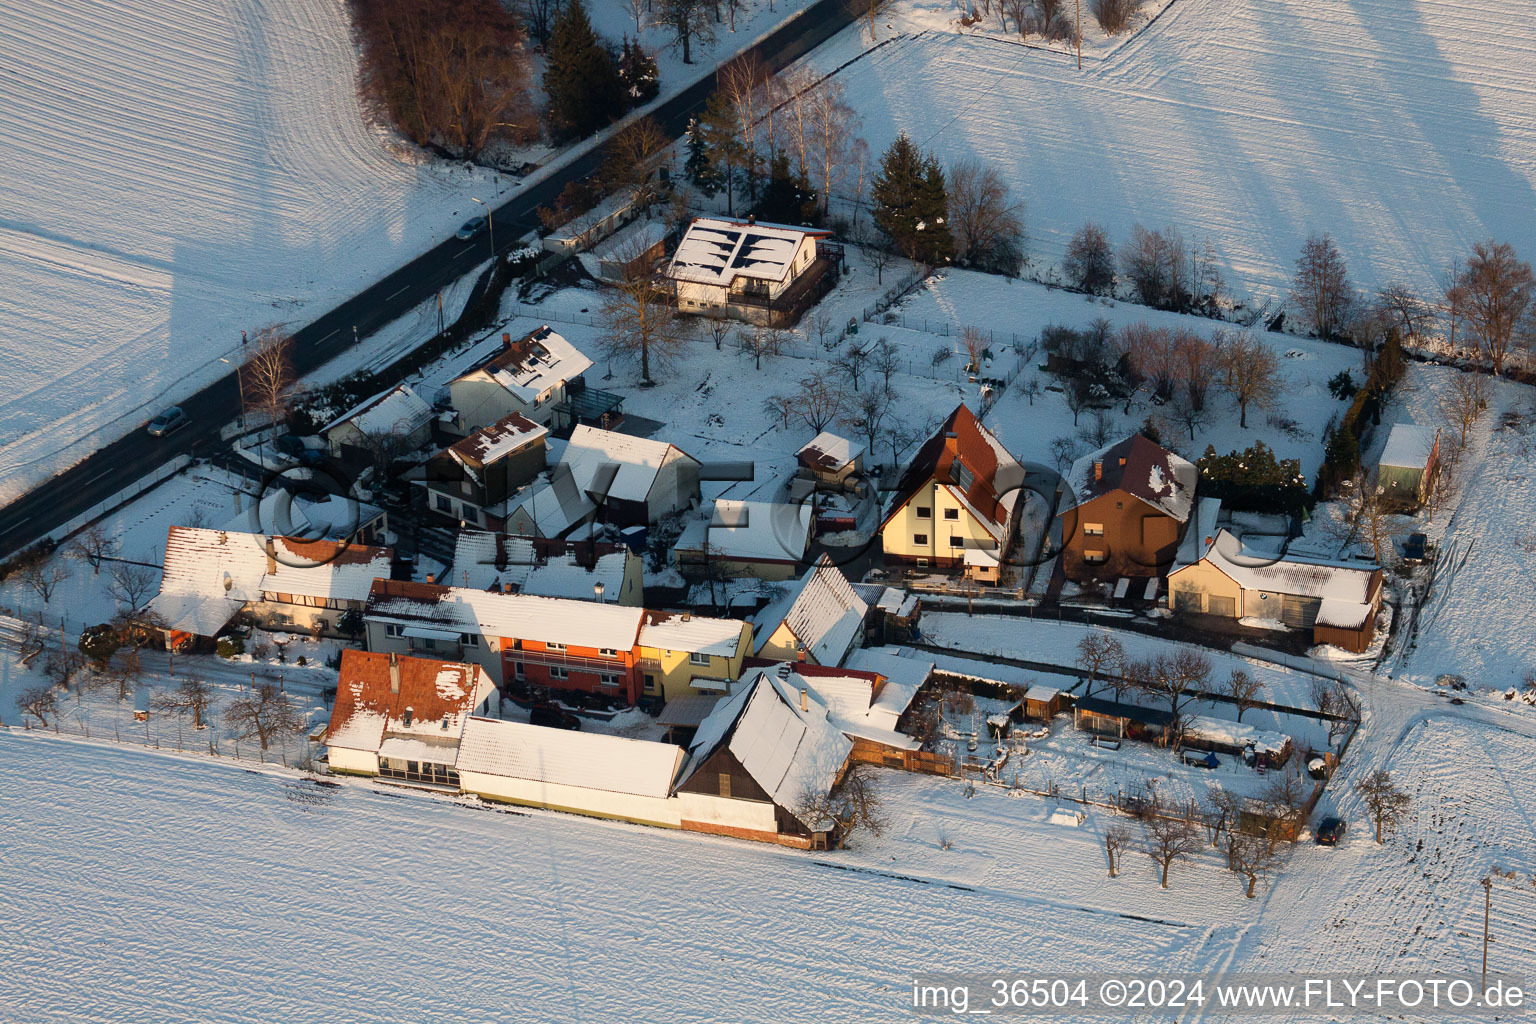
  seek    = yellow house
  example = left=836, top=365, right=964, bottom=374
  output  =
left=879, top=404, right=1025, bottom=569
left=635, top=610, right=754, bottom=702
left=753, top=555, right=869, bottom=666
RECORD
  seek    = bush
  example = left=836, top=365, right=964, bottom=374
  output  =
left=1198, top=441, right=1310, bottom=515
left=1090, top=0, right=1142, bottom=34
left=1327, top=370, right=1357, bottom=400
left=216, top=635, right=245, bottom=659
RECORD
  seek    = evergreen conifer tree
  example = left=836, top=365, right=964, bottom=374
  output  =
left=871, top=134, right=953, bottom=265
left=618, top=38, right=660, bottom=107
left=544, top=0, right=624, bottom=141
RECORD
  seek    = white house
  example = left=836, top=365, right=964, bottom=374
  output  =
left=752, top=554, right=869, bottom=666
left=666, top=217, right=834, bottom=326
left=672, top=499, right=812, bottom=581
left=557, top=424, right=700, bottom=527
left=323, top=649, right=497, bottom=783
left=449, top=326, right=593, bottom=431
left=321, top=383, right=435, bottom=462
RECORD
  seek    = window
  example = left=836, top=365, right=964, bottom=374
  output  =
left=600, top=673, right=620, bottom=688
left=435, top=494, right=452, bottom=512
left=913, top=533, right=929, bottom=546
left=461, top=505, right=478, bottom=524
left=689, top=651, right=711, bottom=666
left=916, top=558, right=929, bottom=568
left=598, top=648, right=619, bottom=658
left=718, top=773, right=732, bottom=798
left=915, top=506, right=931, bottom=519
left=1083, top=523, right=1105, bottom=536
left=1084, top=550, right=1107, bottom=564
left=949, top=536, right=964, bottom=548
left=460, top=632, right=479, bottom=648
left=549, top=666, right=569, bottom=680
left=943, top=508, right=959, bottom=521
left=513, top=662, right=525, bottom=680
left=385, top=623, right=403, bottom=638
left=546, top=642, right=567, bottom=652
left=644, top=674, right=659, bottom=692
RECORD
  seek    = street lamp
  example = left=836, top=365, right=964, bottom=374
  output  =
left=594, top=581, right=605, bottom=603
left=219, top=355, right=245, bottom=430
left=471, top=196, right=495, bottom=263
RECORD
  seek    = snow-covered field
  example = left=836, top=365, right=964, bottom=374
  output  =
left=807, top=0, right=1536, bottom=302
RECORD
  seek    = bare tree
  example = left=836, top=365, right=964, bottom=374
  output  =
left=1217, top=331, right=1284, bottom=428
left=706, top=318, right=734, bottom=353
left=842, top=387, right=892, bottom=458
left=862, top=228, right=895, bottom=284
left=1222, top=669, right=1262, bottom=723
left=602, top=241, right=685, bottom=384
left=1289, top=233, right=1352, bottom=340
left=18, top=685, right=59, bottom=728
left=108, top=561, right=158, bottom=613
left=1205, top=786, right=1243, bottom=853
left=806, top=77, right=863, bottom=219
left=794, top=375, right=847, bottom=433
left=1020, top=376, right=1041, bottom=406
left=798, top=762, right=887, bottom=848
left=1451, top=239, right=1534, bottom=375
left=152, top=677, right=214, bottom=730
left=1228, top=829, right=1283, bottom=898
left=1374, top=282, right=1434, bottom=341
left=43, top=649, right=86, bottom=693
left=72, top=526, right=120, bottom=576
left=17, top=560, right=68, bottom=605
left=1356, top=769, right=1411, bottom=844
left=243, top=327, right=296, bottom=433
left=1341, top=470, right=1408, bottom=563
left=1065, top=222, right=1115, bottom=295
left=834, top=342, right=870, bottom=391
left=738, top=325, right=790, bottom=370
left=1142, top=812, right=1203, bottom=888
left=1075, top=632, right=1124, bottom=697
left=1090, top=0, right=1142, bottom=34
left=226, top=683, right=306, bottom=751
left=948, top=158, right=1025, bottom=274
left=763, top=394, right=796, bottom=431
left=812, top=310, right=839, bottom=352
left=1104, top=821, right=1133, bottom=877
left=1049, top=435, right=1081, bottom=473
left=1438, top=372, right=1491, bottom=452
left=1106, top=656, right=1150, bottom=704
left=871, top=336, right=900, bottom=392
left=1145, top=650, right=1208, bottom=730
left=657, top=0, right=716, bottom=64
left=1120, top=224, right=1189, bottom=310
left=602, top=117, right=672, bottom=214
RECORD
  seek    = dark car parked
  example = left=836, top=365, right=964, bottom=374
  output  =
left=529, top=703, right=581, bottom=731
left=1315, top=816, right=1346, bottom=846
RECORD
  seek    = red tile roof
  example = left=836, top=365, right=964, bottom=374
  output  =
left=881, top=405, right=1024, bottom=539
left=323, top=649, right=484, bottom=750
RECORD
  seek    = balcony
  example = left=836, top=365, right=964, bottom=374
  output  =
left=510, top=647, right=628, bottom=675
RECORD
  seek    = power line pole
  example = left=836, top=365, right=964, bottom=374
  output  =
left=1075, top=0, right=1082, bottom=69
left=1481, top=876, right=1493, bottom=994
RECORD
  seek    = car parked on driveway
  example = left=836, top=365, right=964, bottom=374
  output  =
left=1315, top=816, right=1346, bottom=845
left=455, top=215, right=488, bottom=240
left=146, top=406, right=188, bottom=437
left=529, top=702, right=581, bottom=730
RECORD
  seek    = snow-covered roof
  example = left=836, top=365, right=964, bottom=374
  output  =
left=366, top=579, right=645, bottom=650
left=442, top=413, right=548, bottom=473
left=1064, top=435, right=1197, bottom=523
left=667, top=217, right=826, bottom=288
left=451, top=532, right=630, bottom=601
left=504, top=471, right=597, bottom=538
left=797, top=431, right=861, bottom=473
left=1378, top=423, right=1438, bottom=470
left=962, top=547, right=1000, bottom=567
left=676, top=500, right=812, bottom=564
left=882, top=404, right=1025, bottom=543
left=1186, top=529, right=1380, bottom=603
left=259, top=537, right=393, bottom=602
left=456, top=716, right=684, bottom=799
left=844, top=647, right=933, bottom=715
left=639, top=610, right=749, bottom=657
left=752, top=555, right=868, bottom=665
left=1174, top=496, right=1224, bottom=569
left=324, top=650, right=489, bottom=754
left=1316, top=598, right=1374, bottom=630
left=223, top=490, right=384, bottom=542
left=560, top=425, right=697, bottom=506
left=323, top=383, right=433, bottom=439
left=458, top=326, right=592, bottom=403
left=1024, top=684, right=1060, bottom=702
left=684, top=670, right=853, bottom=824
left=873, top=587, right=920, bottom=618
left=1184, top=714, right=1290, bottom=756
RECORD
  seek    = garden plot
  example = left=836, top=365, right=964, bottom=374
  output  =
left=802, top=0, right=1536, bottom=303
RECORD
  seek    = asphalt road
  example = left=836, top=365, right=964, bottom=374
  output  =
left=0, top=0, right=862, bottom=560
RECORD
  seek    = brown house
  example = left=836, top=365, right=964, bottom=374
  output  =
left=423, top=413, right=548, bottom=528
left=1058, top=435, right=1197, bottom=581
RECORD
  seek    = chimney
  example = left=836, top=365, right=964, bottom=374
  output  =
left=681, top=611, right=691, bottom=622
left=426, top=572, right=435, bottom=584
left=1118, top=457, right=1126, bottom=467
left=777, top=663, right=792, bottom=679
left=1204, top=536, right=1213, bottom=548
left=799, top=688, right=809, bottom=712
left=746, top=214, right=756, bottom=226
left=388, top=652, right=401, bottom=694
left=1093, top=460, right=1103, bottom=482
left=502, top=582, right=513, bottom=594
left=502, top=332, right=512, bottom=348
left=402, top=706, right=413, bottom=728
left=265, top=537, right=277, bottom=575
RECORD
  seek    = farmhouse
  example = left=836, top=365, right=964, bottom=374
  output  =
left=763, top=656, right=929, bottom=768
left=423, top=413, right=548, bottom=528
left=321, top=383, right=434, bottom=464
left=879, top=404, right=1025, bottom=570
left=672, top=499, right=813, bottom=580
left=323, top=650, right=496, bottom=784
left=448, top=326, right=594, bottom=431
left=1167, top=529, right=1384, bottom=652
left=674, top=669, right=854, bottom=848
left=1058, top=435, right=1197, bottom=581
left=753, top=555, right=869, bottom=666
left=1377, top=423, right=1441, bottom=508
left=148, top=526, right=393, bottom=644
left=665, top=216, right=839, bottom=327
left=451, top=531, right=643, bottom=606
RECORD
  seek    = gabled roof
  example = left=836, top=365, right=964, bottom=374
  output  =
left=750, top=661, right=923, bottom=750
left=1063, top=435, right=1197, bottom=523
left=323, top=383, right=433, bottom=438
left=457, top=325, right=593, bottom=402
left=365, top=579, right=645, bottom=650
left=638, top=610, right=749, bottom=657
left=667, top=217, right=828, bottom=288
left=451, top=531, right=631, bottom=601
left=881, top=405, right=1025, bottom=544
left=560, top=425, right=698, bottom=506
left=259, top=537, right=394, bottom=601
left=752, top=555, right=868, bottom=665
left=504, top=470, right=597, bottom=538
left=1378, top=423, right=1438, bottom=470
left=682, top=670, right=853, bottom=825
left=797, top=431, right=861, bottom=473
left=674, top=499, right=812, bottom=564
left=323, top=650, right=489, bottom=754
left=1177, top=529, right=1380, bottom=603
left=440, top=413, right=547, bottom=474
left=456, top=716, right=684, bottom=799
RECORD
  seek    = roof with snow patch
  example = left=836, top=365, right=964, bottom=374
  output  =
left=457, top=326, right=593, bottom=403
left=797, top=431, right=861, bottom=473
left=1063, top=434, right=1197, bottom=523
left=667, top=217, right=828, bottom=288
left=638, top=609, right=750, bottom=657
left=323, top=383, right=433, bottom=439
left=1180, top=529, right=1381, bottom=604
left=441, top=412, right=548, bottom=472
left=323, top=649, right=490, bottom=754
left=560, top=425, right=697, bottom=506
left=675, top=499, right=812, bottom=564
left=365, top=578, right=645, bottom=650
left=455, top=716, right=683, bottom=798
left=1378, top=423, right=1439, bottom=470
left=881, top=404, right=1025, bottom=545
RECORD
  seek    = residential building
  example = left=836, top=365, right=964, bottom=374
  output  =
left=1057, top=434, right=1198, bottom=581
left=636, top=609, right=754, bottom=702
left=148, top=526, right=392, bottom=645
left=557, top=424, right=700, bottom=527
left=1166, top=529, right=1384, bottom=652
left=665, top=216, right=841, bottom=327
left=321, top=383, right=434, bottom=463
left=753, top=555, right=869, bottom=666
left=451, top=531, right=643, bottom=606
left=323, top=650, right=496, bottom=784
left=672, top=499, right=812, bottom=580
left=448, top=326, right=594, bottom=431
left=878, top=404, right=1025, bottom=570
left=423, top=413, right=549, bottom=528
left=757, top=656, right=930, bottom=769
left=1377, top=423, right=1441, bottom=508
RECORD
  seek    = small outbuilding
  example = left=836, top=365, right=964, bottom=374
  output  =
left=1376, top=424, right=1440, bottom=509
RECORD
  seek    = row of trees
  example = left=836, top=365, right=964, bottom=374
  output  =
left=544, top=0, right=659, bottom=141
left=1063, top=222, right=1224, bottom=315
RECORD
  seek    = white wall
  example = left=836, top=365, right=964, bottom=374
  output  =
left=459, top=772, right=684, bottom=828
left=674, top=790, right=779, bottom=834
left=327, top=746, right=379, bottom=776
